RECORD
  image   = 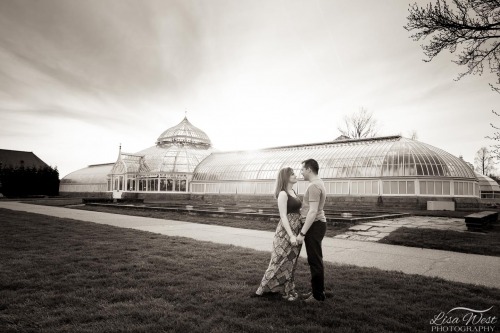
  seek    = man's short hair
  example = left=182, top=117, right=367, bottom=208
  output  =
left=302, top=159, right=319, bottom=174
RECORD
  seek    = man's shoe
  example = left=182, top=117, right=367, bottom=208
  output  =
left=303, top=293, right=325, bottom=304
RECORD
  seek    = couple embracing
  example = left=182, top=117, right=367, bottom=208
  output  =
left=255, top=159, right=327, bottom=303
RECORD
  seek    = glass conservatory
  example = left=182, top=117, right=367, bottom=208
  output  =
left=190, top=136, right=479, bottom=197
left=106, top=117, right=213, bottom=193
left=60, top=117, right=480, bottom=199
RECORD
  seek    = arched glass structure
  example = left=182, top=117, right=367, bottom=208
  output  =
left=132, top=145, right=212, bottom=174
left=60, top=119, right=479, bottom=199
left=60, top=163, right=113, bottom=192
left=104, top=116, right=212, bottom=193
left=475, top=172, right=500, bottom=198
left=191, top=136, right=479, bottom=197
left=193, top=136, right=475, bottom=181
left=156, top=117, right=211, bottom=147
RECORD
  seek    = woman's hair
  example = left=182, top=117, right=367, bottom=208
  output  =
left=274, top=167, right=294, bottom=198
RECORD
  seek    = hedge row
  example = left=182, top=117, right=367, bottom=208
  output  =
left=0, top=166, right=59, bottom=197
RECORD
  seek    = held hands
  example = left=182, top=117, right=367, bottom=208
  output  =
left=290, top=235, right=298, bottom=246
left=296, top=234, right=305, bottom=245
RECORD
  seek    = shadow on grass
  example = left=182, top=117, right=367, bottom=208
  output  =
left=0, top=208, right=499, bottom=333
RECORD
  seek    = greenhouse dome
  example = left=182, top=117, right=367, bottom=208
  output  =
left=475, top=172, right=500, bottom=199
left=59, top=163, right=114, bottom=193
left=192, top=136, right=475, bottom=181
left=156, top=116, right=211, bottom=147
left=106, top=116, right=213, bottom=193
left=190, top=136, right=479, bottom=197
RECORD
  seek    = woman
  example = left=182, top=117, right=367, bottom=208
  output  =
left=255, top=167, right=303, bottom=301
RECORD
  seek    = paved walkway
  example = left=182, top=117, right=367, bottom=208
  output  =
left=1, top=201, right=499, bottom=289
left=336, top=216, right=468, bottom=242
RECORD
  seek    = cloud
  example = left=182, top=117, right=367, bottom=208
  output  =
left=0, top=0, right=205, bottom=108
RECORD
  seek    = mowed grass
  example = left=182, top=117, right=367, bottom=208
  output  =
left=379, top=226, right=500, bottom=257
left=1, top=209, right=499, bottom=333
left=76, top=204, right=352, bottom=238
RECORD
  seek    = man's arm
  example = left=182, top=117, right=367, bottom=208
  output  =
left=296, top=200, right=319, bottom=244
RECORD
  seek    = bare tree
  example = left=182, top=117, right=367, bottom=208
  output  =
left=405, top=0, right=500, bottom=88
left=475, top=146, right=496, bottom=174
left=337, top=107, right=378, bottom=139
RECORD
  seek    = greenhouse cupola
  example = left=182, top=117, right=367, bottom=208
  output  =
left=156, top=116, right=212, bottom=148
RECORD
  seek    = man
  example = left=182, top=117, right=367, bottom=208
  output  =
left=296, top=158, right=327, bottom=303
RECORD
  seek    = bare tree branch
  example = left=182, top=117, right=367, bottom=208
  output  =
left=405, top=0, right=500, bottom=86
left=337, top=107, right=378, bottom=139
left=485, top=87, right=500, bottom=157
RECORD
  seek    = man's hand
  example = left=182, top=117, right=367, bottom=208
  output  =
left=296, top=234, right=304, bottom=244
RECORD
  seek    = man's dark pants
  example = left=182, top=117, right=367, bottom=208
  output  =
left=304, top=220, right=327, bottom=300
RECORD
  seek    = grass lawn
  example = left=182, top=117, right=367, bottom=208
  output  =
left=1, top=208, right=499, bottom=333
left=379, top=226, right=500, bottom=257
left=75, top=204, right=352, bottom=238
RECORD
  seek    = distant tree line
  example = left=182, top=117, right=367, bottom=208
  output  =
left=0, top=165, right=59, bottom=197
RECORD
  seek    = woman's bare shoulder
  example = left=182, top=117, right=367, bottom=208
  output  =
left=277, top=191, right=288, bottom=199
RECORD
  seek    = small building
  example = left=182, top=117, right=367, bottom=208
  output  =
left=475, top=172, right=500, bottom=199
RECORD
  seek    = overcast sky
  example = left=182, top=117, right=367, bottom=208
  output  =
left=0, top=0, right=498, bottom=177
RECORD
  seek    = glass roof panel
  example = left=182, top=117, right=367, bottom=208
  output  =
left=192, top=137, right=476, bottom=181
left=134, top=145, right=212, bottom=174
left=156, top=117, right=212, bottom=147
left=61, top=163, right=114, bottom=184
left=475, top=172, right=500, bottom=192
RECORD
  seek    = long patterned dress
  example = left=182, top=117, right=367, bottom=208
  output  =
left=256, top=192, right=303, bottom=297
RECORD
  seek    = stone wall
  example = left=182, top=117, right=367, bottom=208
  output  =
left=59, top=191, right=111, bottom=198
left=136, top=192, right=191, bottom=202
left=191, top=194, right=276, bottom=206
left=191, top=194, right=480, bottom=211
left=59, top=191, right=481, bottom=211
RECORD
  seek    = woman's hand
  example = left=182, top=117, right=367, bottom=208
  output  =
left=290, top=235, right=297, bottom=246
